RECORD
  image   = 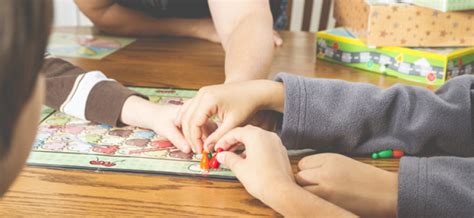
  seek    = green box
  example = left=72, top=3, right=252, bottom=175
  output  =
left=402, top=0, right=474, bottom=12
left=316, top=28, right=474, bottom=86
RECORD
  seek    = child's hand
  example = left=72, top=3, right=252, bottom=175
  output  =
left=175, top=80, right=285, bottom=153
left=214, top=125, right=294, bottom=202
left=214, top=126, right=355, bottom=217
left=296, top=153, right=398, bottom=218
left=121, top=96, right=211, bottom=153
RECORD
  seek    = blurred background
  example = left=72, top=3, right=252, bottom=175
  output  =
left=53, top=0, right=336, bottom=32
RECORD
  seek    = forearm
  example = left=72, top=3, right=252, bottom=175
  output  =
left=264, top=182, right=356, bottom=217
left=77, top=2, right=208, bottom=37
left=223, top=12, right=274, bottom=83
left=120, top=96, right=158, bottom=129
left=275, top=73, right=474, bottom=156
left=42, top=57, right=146, bottom=126
left=398, top=156, right=474, bottom=217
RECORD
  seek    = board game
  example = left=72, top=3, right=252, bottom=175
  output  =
left=28, top=87, right=235, bottom=179
left=47, top=33, right=136, bottom=60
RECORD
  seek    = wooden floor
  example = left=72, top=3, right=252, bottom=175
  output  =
left=0, top=28, right=428, bottom=216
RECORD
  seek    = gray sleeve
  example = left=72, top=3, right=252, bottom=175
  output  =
left=275, top=72, right=474, bottom=156
left=398, top=156, right=474, bottom=217
left=274, top=72, right=474, bottom=217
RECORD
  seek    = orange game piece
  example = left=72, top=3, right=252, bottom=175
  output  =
left=200, top=151, right=210, bottom=171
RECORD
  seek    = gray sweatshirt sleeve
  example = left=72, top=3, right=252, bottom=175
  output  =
left=274, top=72, right=474, bottom=217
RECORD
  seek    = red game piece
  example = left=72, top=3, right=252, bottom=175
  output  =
left=392, top=150, right=405, bottom=158
left=216, top=148, right=224, bottom=153
left=209, top=154, right=220, bottom=169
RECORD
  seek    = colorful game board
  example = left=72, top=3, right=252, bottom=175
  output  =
left=27, top=87, right=235, bottom=179
left=40, top=106, right=55, bottom=122
left=47, top=33, right=136, bottom=60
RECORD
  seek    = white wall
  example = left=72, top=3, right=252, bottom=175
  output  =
left=53, top=0, right=92, bottom=27
left=53, top=0, right=335, bottom=32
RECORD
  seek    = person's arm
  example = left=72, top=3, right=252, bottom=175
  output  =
left=275, top=73, right=474, bottom=157
left=266, top=181, right=355, bottom=217
left=41, top=55, right=144, bottom=126
left=41, top=56, right=190, bottom=151
left=214, top=126, right=355, bottom=217
left=208, top=0, right=275, bottom=82
left=74, top=0, right=219, bottom=42
left=275, top=73, right=474, bottom=216
left=397, top=156, right=474, bottom=217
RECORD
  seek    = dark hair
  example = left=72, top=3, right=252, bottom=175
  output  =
left=0, top=0, right=53, bottom=154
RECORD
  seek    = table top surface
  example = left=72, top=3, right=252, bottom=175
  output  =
left=0, top=28, right=426, bottom=216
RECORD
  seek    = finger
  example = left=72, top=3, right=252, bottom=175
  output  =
left=213, top=127, right=245, bottom=151
left=190, top=103, right=218, bottom=152
left=164, top=126, right=191, bottom=153
left=216, top=151, right=244, bottom=175
left=182, top=98, right=202, bottom=153
left=174, top=99, right=192, bottom=127
left=295, top=168, right=321, bottom=186
left=298, top=153, right=334, bottom=170
left=204, top=118, right=240, bottom=150
left=202, top=121, right=218, bottom=139
left=240, top=150, right=247, bottom=158
left=273, top=31, right=283, bottom=47
left=302, top=185, right=326, bottom=197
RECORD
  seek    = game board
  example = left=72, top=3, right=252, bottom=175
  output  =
left=40, top=106, right=55, bottom=122
left=27, top=87, right=235, bottom=179
left=47, top=33, right=136, bottom=60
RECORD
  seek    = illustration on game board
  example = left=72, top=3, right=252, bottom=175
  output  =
left=28, top=87, right=235, bottom=179
left=47, top=33, right=136, bottom=60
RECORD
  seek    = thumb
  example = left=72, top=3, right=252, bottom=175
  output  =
left=217, top=151, right=244, bottom=175
left=204, top=119, right=238, bottom=150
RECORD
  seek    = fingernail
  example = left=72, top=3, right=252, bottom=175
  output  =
left=205, top=143, right=212, bottom=152
left=183, top=145, right=191, bottom=153
left=216, top=153, right=225, bottom=163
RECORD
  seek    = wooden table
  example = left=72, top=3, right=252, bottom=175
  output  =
left=0, top=28, right=429, bottom=216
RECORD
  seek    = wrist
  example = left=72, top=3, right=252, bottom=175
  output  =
left=259, top=80, right=285, bottom=113
left=385, top=172, right=399, bottom=217
left=121, top=96, right=156, bottom=129
left=261, top=180, right=300, bottom=212
left=264, top=181, right=355, bottom=217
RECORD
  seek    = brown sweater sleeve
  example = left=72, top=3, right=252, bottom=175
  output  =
left=40, top=56, right=147, bottom=126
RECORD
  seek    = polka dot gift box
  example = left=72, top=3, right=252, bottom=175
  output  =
left=334, top=0, right=474, bottom=47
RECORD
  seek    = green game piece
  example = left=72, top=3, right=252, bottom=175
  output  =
left=208, top=152, right=213, bottom=159
left=371, top=150, right=393, bottom=159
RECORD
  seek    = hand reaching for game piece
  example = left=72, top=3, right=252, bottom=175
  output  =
left=214, top=126, right=295, bottom=205
left=175, top=80, right=285, bottom=153
left=121, top=96, right=217, bottom=153
left=296, top=153, right=398, bottom=217
left=214, top=126, right=354, bottom=217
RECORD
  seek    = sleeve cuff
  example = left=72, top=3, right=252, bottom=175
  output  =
left=398, top=157, right=428, bottom=218
left=274, top=72, right=307, bottom=150
left=85, top=81, right=148, bottom=126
